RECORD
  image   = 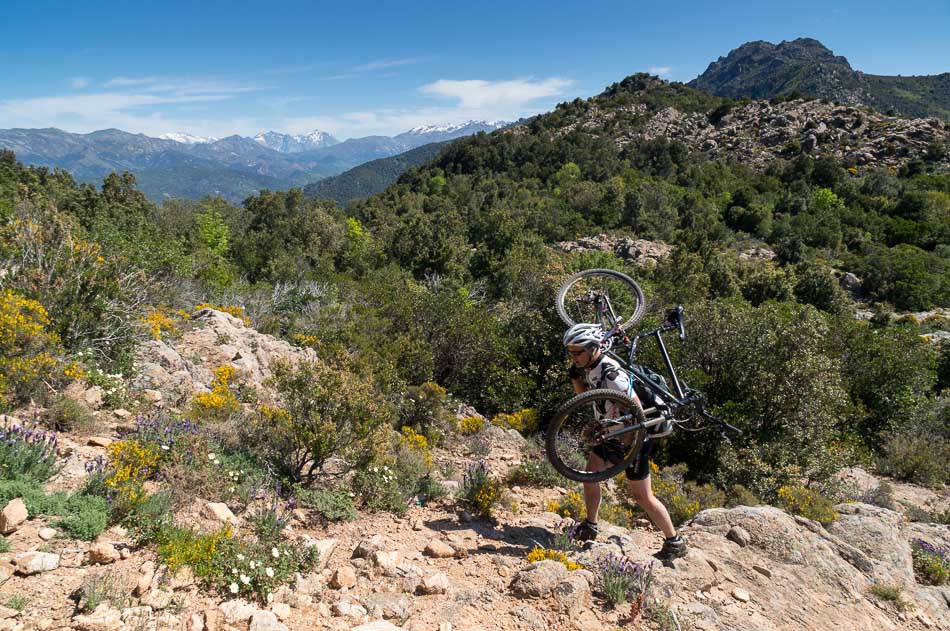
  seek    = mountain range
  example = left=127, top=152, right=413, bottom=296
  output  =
left=689, top=38, right=950, bottom=121
left=0, top=121, right=506, bottom=203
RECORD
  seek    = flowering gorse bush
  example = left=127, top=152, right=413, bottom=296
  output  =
left=460, top=461, right=505, bottom=519
left=192, top=365, right=242, bottom=420
left=491, top=408, right=540, bottom=436
left=525, top=546, right=583, bottom=571
left=777, top=484, right=838, bottom=524
left=141, top=309, right=180, bottom=341
left=641, top=462, right=726, bottom=525
left=594, top=553, right=655, bottom=610
left=0, top=289, right=60, bottom=409
left=911, top=539, right=950, bottom=585
left=457, top=416, right=485, bottom=435
left=104, top=440, right=159, bottom=514
left=547, top=491, right=636, bottom=529
left=400, top=426, right=432, bottom=467
left=0, top=421, right=58, bottom=483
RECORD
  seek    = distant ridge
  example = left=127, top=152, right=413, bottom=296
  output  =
left=689, top=38, right=950, bottom=121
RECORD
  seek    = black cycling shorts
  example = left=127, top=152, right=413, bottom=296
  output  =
left=590, top=438, right=656, bottom=481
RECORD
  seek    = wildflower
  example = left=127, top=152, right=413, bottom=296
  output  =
left=232, top=569, right=238, bottom=575
left=267, top=593, right=273, bottom=603
left=240, top=574, right=250, bottom=585
left=237, top=554, right=245, bottom=561
left=208, top=453, right=216, bottom=460
left=265, top=567, right=274, bottom=578
left=271, top=547, right=280, bottom=558
left=229, top=583, right=239, bottom=594
left=249, top=561, right=256, bottom=569
left=161, top=445, right=169, bottom=451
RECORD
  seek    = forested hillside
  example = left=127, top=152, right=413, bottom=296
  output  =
left=1, top=72, right=948, bottom=513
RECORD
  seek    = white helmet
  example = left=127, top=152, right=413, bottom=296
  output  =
left=562, top=323, right=603, bottom=349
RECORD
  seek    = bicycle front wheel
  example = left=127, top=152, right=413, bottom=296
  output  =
left=545, top=389, right=647, bottom=483
left=555, top=268, right=646, bottom=332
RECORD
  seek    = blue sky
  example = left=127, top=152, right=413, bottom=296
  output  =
left=0, top=0, right=947, bottom=140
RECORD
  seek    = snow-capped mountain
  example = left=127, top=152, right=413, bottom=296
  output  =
left=401, top=120, right=507, bottom=136
left=252, top=130, right=339, bottom=153
left=158, top=132, right=217, bottom=144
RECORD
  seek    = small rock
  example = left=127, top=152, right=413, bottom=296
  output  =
left=732, top=588, right=751, bottom=603
left=134, top=572, right=154, bottom=597
left=141, top=588, right=174, bottom=610
left=332, top=599, right=367, bottom=619
left=190, top=614, right=204, bottom=631
left=0, top=498, right=28, bottom=534
left=361, top=592, right=410, bottom=620
left=73, top=604, right=122, bottom=631
left=752, top=565, right=772, bottom=578
left=13, top=551, right=59, bottom=575
left=372, top=550, right=401, bottom=574
left=113, top=409, right=132, bottom=420
left=203, top=502, right=238, bottom=526
left=352, top=535, right=385, bottom=559
left=87, top=542, right=120, bottom=565
left=144, top=389, right=163, bottom=402
left=330, top=566, right=357, bottom=589
left=424, top=539, right=455, bottom=558
left=249, top=610, right=287, bottom=631
left=84, top=386, right=104, bottom=409
left=726, top=526, right=751, bottom=547
left=0, top=563, right=13, bottom=586
left=169, top=566, right=196, bottom=589
left=511, top=560, right=569, bottom=598
left=420, top=572, right=450, bottom=595
left=157, top=613, right=183, bottom=631
left=37, top=527, right=57, bottom=541
left=0, top=607, right=17, bottom=620
left=86, top=437, right=113, bottom=448
left=270, top=603, right=290, bottom=621
left=218, top=600, right=257, bottom=624
left=553, top=574, right=591, bottom=615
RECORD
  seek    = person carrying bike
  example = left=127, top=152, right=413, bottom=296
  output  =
left=562, top=323, right=688, bottom=560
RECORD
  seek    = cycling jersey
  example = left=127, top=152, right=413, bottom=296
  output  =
left=584, top=354, right=634, bottom=419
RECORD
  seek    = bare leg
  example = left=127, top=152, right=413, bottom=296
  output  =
left=582, top=453, right=605, bottom=523
left=627, top=475, right=676, bottom=539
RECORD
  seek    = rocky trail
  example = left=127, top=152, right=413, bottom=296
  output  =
left=0, top=310, right=947, bottom=631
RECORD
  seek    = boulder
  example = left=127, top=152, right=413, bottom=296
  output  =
left=248, top=610, right=287, bottom=631
left=87, top=542, right=121, bottom=565
left=0, top=498, right=28, bottom=534
left=510, top=560, right=569, bottom=598
left=360, top=592, right=410, bottom=620
left=552, top=573, right=591, bottom=615
left=14, top=551, right=59, bottom=575
left=218, top=600, right=256, bottom=625
left=352, top=535, right=385, bottom=559
left=203, top=502, right=238, bottom=526
left=419, top=572, right=450, bottom=595
left=330, top=566, right=357, bottom=589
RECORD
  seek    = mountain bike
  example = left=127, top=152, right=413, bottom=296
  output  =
left=546, top=269, right=740, bottom=483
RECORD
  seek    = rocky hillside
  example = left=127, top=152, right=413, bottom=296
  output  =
left=0, top=310, right=947, bottom=631
left=689, top=38, right=950, bottom=121
left=530, top=76, right=950, bottom=171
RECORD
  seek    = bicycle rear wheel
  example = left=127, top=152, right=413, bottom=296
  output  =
left=545, top=389, right=647, bottom=483
left=556, top=268, right=646, bottom=332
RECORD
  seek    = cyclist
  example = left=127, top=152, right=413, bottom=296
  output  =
left=562, top=323, right=688, bottom=560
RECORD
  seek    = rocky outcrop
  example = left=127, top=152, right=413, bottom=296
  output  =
left=554, top=235, right=673, bottom=267
left=133, top=308, right=317, bottom=402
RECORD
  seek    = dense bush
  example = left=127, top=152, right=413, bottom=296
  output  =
left=878, top=398, right=950, bottom=486
left=0, top=290, right=61, bottom=409
left=255, top=358, right=393, bottom=483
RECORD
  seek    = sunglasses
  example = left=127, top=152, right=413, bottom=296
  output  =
left=567, top=348, right=588, bottom=357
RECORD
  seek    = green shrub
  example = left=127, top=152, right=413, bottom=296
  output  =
left=207, top=537, right=320, bottom=604
left=644, top=463, right=725, bottom=525
left=78, top=572, right=129, bottom=612
left=398, top=381, right=454, bottom=444
left=0, top=537, right=9, bottom=553
left=45, top=395, right=96, bottom=433
left=51, top=494, right=109, bottom=540
left=459, top=461, right=506, bottom=519
left=777, top=485, right=838, bottom=524
left=0, top=289, right=62, bottom=409
left=868, top=583, right=910, bottom=611
left=506, top=458, right=561, bottom=488
left=295, top=488, right=357, bottom=522
left=255, top=358, right=393, bottom=483
left=878, top=399, right=950, bottom=487
left=911, top=539, right=950, bottom=585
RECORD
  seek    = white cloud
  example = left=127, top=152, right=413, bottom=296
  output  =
left=104, top=76, right=158, bottom=87
left=647, top=66, right=672, bottom=78
left=70, top=77, right=90, bottom=89
left=353, top=57, right=426, bottom=72
left=420, top=77, right=572, bottom=109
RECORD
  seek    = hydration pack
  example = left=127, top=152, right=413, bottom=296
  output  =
left=631, top=364, right=670, bottom=411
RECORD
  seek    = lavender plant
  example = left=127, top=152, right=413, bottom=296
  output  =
left=0, top=421, right=59, bottom=483
left=595, top=553, right=655, bottom=608
left=912, top=539, right=950, bottom=585
left=131, top=413, right=200, bottom=457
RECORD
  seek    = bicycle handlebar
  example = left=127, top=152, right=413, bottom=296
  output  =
left=664, top=306, right=686, bottom=340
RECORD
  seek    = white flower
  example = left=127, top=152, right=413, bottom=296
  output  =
left=161, top=445, right=169, bottom=451
left=271, top=547, right=280, bottom=558
left=237, top=554, right=245, bottom=561
left=240, top=574, right=250, bottom=585
left=208, top=453, right=216, bottom=460
left=232, top=569, right=238, bottom=575
left=249, top=561, right=256, bottom=569
left=229, top=583, right=239, bottom=594
left=265, top=567, right=274, bottom=578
